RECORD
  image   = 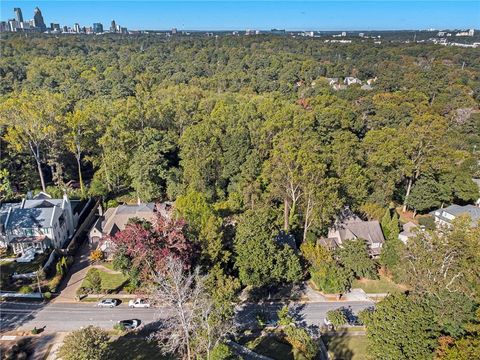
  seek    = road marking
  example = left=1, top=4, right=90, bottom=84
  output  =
left=1, top=335, right=17, bottom=340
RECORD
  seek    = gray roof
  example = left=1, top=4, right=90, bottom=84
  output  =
left=432, top=204, right=480, bottom=225
left=317, top=237, right=340, bottom=250
left=340, top=220, right=385, bottom=245
left=2, top=193, right=72, bottom=231
left=6, top=207, right=57, bottom=229
left=100, top=203, right=156, bottom=236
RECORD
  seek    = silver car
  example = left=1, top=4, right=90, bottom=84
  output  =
left=118, top=319, right=140, bottom=330
left=97, top=298, right=119, bottom=308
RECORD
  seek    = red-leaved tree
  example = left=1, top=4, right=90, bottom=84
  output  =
left=111, top=214, right=193, bottom=280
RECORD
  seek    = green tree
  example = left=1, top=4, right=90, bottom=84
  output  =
left=85, top=268, right=102, bottom=293
left=301, top=241, right=353, bottom=294
left=402, top=216, right=480, bottom=300
left=175, top=190, right=226, bottom=264
left=436, top=309, right=480, bottom=360
left=0, top=169, right=14, bottom=201
left=234, top=209, right=302, bottom=287
left=0, top=91, right=67, bottom=191
left=326, top=308, right=348, bottom=329
left=128, top=128, right=174, bottom=202
left=362, top=293, right=440, bottom=360
left=64, top=106, right=96, bottom=194
left=58, top=326, right=111, bottom=360
left=407, top=176, right=449, bottom=214
left=336, top=240, right=378, bottom=279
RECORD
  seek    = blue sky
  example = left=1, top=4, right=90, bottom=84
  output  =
left=1, top=1, right=479, bottom=31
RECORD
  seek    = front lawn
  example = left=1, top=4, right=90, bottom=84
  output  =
left=80, top=268, right=129, bottom=293
left=0, top=253, right=49, bottom=276
left=0, top=253, right=50, bottom=292
left=352, top=275, right=405, bottom=294
left=322, top=334, right=368, bottom=360
left=248, top=336, right=294, bottom=360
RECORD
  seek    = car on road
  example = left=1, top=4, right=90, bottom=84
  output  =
left=117, top=319, right=140, bottom=331
left=97, top=298, right=119, bottom=308
left=128, top=298, right=151, bottom=308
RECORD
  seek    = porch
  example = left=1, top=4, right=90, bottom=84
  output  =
left=10, top=235, right=51, bottom=255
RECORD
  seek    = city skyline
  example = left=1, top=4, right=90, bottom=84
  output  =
left=1, top=1, right=479, bottom=31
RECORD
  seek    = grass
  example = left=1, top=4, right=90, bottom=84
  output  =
left=323, top=334, right=368, bottom=360
left=99, top=262, right=116, bottom=271
left=352, top=275, right=405, bottom=294
left=108, top=337, right=174, bottom=360
left=249, top=336, right=295, bottom=360
left=0, top=253, right=49, bottom=276
left=81, top=268, right=129, bottom=292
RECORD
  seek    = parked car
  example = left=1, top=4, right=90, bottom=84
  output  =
left=128, top=298, right=151, bottom=308
left=117, top=319, right=140, bottom=331
left=97, top=298, right=119, bottom=308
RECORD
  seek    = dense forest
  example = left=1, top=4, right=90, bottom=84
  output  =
left=1, top=34, right=480, bottom=359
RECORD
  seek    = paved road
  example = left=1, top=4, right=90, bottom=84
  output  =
left=1, top=300, right=373, bottom=333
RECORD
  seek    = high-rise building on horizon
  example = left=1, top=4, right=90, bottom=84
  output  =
left=33, top=7, right=46, bottom=31
left=110, top=20, right=116, bottom=33
left=74, top=23, right=81, bottom=33
left=14, top=8, right=23, bottom=23
left=51, top=23, right=60, bottom=32
left=93, top=23, right=104, bottom=33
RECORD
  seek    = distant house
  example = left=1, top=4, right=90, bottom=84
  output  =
left=344, top=77, right=362, bottom=86
left=0, top=192, right=81, bottom=255
left=332, top=83, right=348, bottom=91
left=361, top=84, right=373, bottom=91
left=430, top=204, right=480, bottom=227
left=89, top=202, right=172, bottom=259
left=319, top=210, right=385, bottom=257
left=473, top=178, right=480, bottom=206
left=327, top=77, right=339, bottom=86
left=398, top=221, right=418, bottom=244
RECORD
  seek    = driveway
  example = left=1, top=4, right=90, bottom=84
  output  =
left=53, top=241, right=92, bottom=303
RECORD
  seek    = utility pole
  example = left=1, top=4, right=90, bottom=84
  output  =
left=36, top=268, right=43, bottom=298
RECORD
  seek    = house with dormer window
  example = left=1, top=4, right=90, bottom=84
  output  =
left=0, top=192, right=79, bottom=255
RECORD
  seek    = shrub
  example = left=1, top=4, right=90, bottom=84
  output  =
left=89, top=250, right=103, bottom=263
left=113, top=323, right=126, bottom=331
left=418, top=216, right=436, bottom=230
left=19, top=285, right=33, bottom=294
left=278, top=305, right=294, bottom=326
left=106, top=199, right=119, bottom=209
left=43, top=292, right=52, bottom=300
left=48, top=274, right=63, bottom=292
left=59, top=326, right=111, bottom=360
left=210, top=343, right=239, bottom=360
left=85, top=268, right=102, bottom=293
left=3, top=338, right=34, bottom=360
left=326, top=309, right=348, bottom=329
left=284, top=325, right=318, bottom=359
left=31, top=327, right=39, bottom=335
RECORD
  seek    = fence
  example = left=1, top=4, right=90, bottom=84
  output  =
left=0, top=291, right=43, bottom=299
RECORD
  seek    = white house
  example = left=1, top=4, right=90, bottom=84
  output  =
left=0, top=192, right=78, bottom=255
left=430, top=204, right=480, bottom=227
left=398, top=221, right=418, bottom=244
left=344, top=77, right=362, bottom=86
left=473, top=178, right=480, bottom=206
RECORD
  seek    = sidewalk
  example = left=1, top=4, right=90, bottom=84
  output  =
left=304, top=284, right=373, bottom=303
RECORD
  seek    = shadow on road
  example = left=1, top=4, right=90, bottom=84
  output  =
left=0, top=299, right=48, bottom=334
